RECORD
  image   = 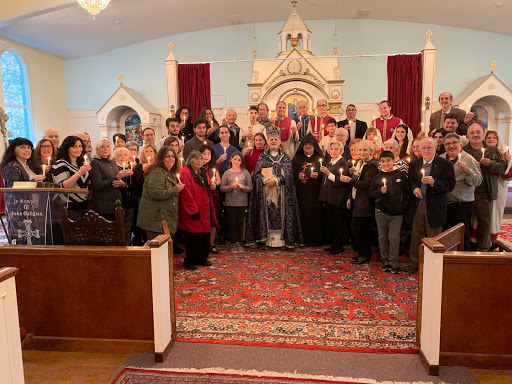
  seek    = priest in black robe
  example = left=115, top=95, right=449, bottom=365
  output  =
left=292, top=133, right=324, bottom=246
left=246, top=126, right=303, bottom=248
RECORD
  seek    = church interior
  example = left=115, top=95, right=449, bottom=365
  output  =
left=1, top=0, right=512, bottom=383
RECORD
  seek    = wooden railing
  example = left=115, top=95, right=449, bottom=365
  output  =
left=418, top=223, right=512, bottom=374
left=0, top=267, right=25, bottom=384
left=0, top=224, right=175, bottom=363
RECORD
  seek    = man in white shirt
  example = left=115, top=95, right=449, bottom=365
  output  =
left=239, top=106, right=266, bottom=149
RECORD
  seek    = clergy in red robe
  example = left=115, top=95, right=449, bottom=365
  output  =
left=372, top=100, right=403, bottom=142
left=306, top=99, right=334, bottom=142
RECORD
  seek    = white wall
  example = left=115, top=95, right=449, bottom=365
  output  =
left=0, top=36, right=68, bottom=143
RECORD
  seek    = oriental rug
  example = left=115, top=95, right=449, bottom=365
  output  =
left=112, top=367, right=382, bottom=384
left=498, top=218, right=512, bottom=242
left=173, top=247, right=418, bottom=353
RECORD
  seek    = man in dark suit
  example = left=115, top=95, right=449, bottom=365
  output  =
left=408, top=137, right=456, bottom=272
left=338, top=104, right=367, bottom=144
left=429, top=92, right=473, bottom=136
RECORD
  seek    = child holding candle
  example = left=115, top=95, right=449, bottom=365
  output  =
left=200, top=144, right=221, bottom=254
left=368, top=151, right=410, bottom=273
left=318, top=141, right=350, bottom=254
left=319, top=119, right=338, bottom=155
left=220, top=151, right=253, bottom=253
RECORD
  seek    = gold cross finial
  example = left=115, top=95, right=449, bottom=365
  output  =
left=168, top=42, right=174, bottom=54
left=426, top=29, right=432, bottom=43
left=291, top=0, right=298, bottom=7
left=490, top=60, right=497, bottom=73
left=119, top=74, right=124, bottom=86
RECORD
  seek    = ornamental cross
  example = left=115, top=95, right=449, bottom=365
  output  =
left=16, top=219, right=40, bottom=246
left=291, top=0, right=298, bottom=7
left=490, top=60, right=497, bottom=73
left=426, top=29, right=432, bottom=42
left=168, top=42, right=174, bottom=54
left=119, top=74, right=124, bottom=85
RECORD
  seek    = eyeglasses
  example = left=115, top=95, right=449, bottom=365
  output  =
left=41, top=145, right=53, bottom=149
left=444, top=141, right=460, bottom=146
left=317, top=104, right=327, bottom=107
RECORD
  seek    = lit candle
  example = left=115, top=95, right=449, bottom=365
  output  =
left=235, top=177, right=239, bottom=183
left=204, top=140, right=207, bottom=145
left=247, top=141, right=251, bottom=148
left=383, top=178, right=386, bottom=187
left=506, top=146, right=509, bottom=153
left=311, top=166, right=314, bottom=174
left=130, top=162, right=134, bottom=169
left=340, top=168, right=343, bottom=176
left=407, top=157, right=411, bottom=163
left=372, top=115, right=376, bottom=120
left=319, top=159, right=323, bottom=167
left=148, top=157, right=151, bottom=164
left=224, top=146, right=227, bottom=155
left=84, top=156, right=90, bottom=166
left=213, top=168, right=216, bottom=179
left=458, top=153, right=462, bottom=162
left=348, top=120, right=352, bottom=125
left=224, top=110, right=227, bottom=117
left=352, top=159, right=356, bottom=167
left=42, top=164, right=46, bottom=175
left=122, top=163, right=125, bottom=170
left=421, top=168, right=425, bottom=177
left=132, top=155, right=136, bottom=163
left=177, top=173, right=181, bottom=183
left=468, top=104, right=472, bottom=112
left=481, top=148, right=485, bottom=158
left=47, top=157, right=51, bottom=166
left=180, top=157, right=184, bottom=167
left=181, top=135, right=185, bottom=141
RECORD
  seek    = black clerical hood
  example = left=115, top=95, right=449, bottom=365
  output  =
left=295, top=133, right=323, bottom=158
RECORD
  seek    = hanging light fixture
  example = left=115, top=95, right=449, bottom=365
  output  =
left=77, top=0, right=112, bottom=19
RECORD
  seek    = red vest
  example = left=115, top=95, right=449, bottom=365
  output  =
left=276, top=116, right=292, bottom=142
left=310, top=115, right=333, bottom=141
left=372, top=115, right=402, bottom=142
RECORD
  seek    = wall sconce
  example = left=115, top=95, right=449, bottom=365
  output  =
left=425, top=97, right=431, bottom=111
left=169, top=105, right=175, bottom=117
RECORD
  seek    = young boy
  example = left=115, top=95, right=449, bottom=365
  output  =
left=318, top=141, right=351, bottom=254
left=368, top=151, right=410, bottom=274
left=319, top=119, right=338, bottom=155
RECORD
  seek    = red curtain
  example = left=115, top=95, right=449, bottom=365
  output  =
left=178, top=64, right=211, bottom=121
left=387, top=54, right=423, bottom=137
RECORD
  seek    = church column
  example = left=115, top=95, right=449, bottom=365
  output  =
left=421, top=30, right=436, bottom=135
left=165, top=42, right=178, bottom=117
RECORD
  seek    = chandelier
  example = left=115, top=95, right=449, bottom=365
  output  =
left=77, top=0, right=112, bottom=19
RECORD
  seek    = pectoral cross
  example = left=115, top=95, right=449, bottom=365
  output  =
left=119, top=74, right=124, bottom=86
left=425, top=29, right=432, bottom=43
left=490, top=60, right=497, bottom=74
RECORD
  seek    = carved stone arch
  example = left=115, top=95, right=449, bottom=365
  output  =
left=262, top=78, right=329, bottom=114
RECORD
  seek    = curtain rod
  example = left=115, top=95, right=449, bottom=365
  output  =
left=177, top=52, right=421, bottom=65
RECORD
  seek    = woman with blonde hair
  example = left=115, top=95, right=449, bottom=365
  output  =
left=340, top=139, right=379, bottom=265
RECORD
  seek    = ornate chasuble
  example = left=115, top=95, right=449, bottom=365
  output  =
left=292, top=114, right=314, bottom=139
left=372, top=115, right=402, bottom=142
left=275, top=116, right=293, bottom=142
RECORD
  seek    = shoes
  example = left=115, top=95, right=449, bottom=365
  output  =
left=250, top=243, right=259, bottom=249
left=230, top=243, right=239, bottom=253
left=351, top=257, right=370, bottom=265
left=183, top=264, right=197, bottom=271
left=405, top=265, right=418, bottom=273
left=390, top=267, right=401, bottom=274
left=210, top=245, right=219, bottom=254
left=381, top=263, right=391, bottom=272
left=329, top=247, right=344, bottom=255
left=199, top=260, right=212, bottom=266
left=237, top=244, right=244, bottom=253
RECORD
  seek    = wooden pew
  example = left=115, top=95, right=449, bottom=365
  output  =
left=419, top=224, right=512, bottom=374
left=0, top=232, right=175, bottom=363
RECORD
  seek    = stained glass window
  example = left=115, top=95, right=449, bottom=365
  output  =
left=1, top=51, right=33, bottom=140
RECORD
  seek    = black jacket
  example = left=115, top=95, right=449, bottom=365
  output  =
left=409, top=155, right=456, bottom=228
left=368, top=169, right=410, bottom=216
left=350, top=158, right=379, bottom=217
left=338, top=119, right=368, bottom=144
left=318, top=157, right=351, bottom=206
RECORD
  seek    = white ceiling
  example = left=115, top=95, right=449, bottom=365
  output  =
left=0, top=0, right=509, bottom=59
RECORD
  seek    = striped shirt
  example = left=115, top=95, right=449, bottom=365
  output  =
left=51, top=159, right=90, bottom=204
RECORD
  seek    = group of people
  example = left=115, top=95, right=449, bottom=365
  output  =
left=2, top=92, right=511, bottom=273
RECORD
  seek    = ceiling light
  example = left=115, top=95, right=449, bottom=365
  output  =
left=77, top=0, right=112, bottom=19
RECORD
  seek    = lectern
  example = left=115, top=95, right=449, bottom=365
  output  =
left=0, top=187, right=88, bottom=245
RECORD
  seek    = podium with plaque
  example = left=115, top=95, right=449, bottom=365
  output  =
left=0, top=187, right=89, bottom=245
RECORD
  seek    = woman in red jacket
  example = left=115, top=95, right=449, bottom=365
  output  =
left=178, top=150, right=219, bottom=270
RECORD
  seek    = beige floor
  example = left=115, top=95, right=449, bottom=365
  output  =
left=22, top=350, right=512, bottom=384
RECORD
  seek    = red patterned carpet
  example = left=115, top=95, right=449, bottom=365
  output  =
left=112, top=367, right=374, bottom=384
left=499, top=218, right=512, bottom=242
left=173, top=247, right=418, bottom=353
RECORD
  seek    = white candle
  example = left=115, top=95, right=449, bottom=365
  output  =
left=407, top=157, right=411, bottom=163
left=130, top=162, right=134, bottom=169
left=181, top=135, right=185, bottom=141
left=352, top=159, right=356, bottom=167
left=311, top=166, right=314, bottom=174
left=148, top=157, right=151, bottom=164
left=177, top=173, right=181, bottom=183
left=481, top=148, right=485, bottom=158
left=84, top=156, right=90, bottom=166
left=213, top=168, right=216, bottom=178
left=180, top=157, right=184, bottom=167
left=458, top=153, right=462, bottom=162
left=47, top=157, right=51, bottom=166
left=319, top=159, right=323, bottom=167
left=235, top=177, right=239, bottom=183
left=421, top=168, right=425, bottom=177
left=340, top=168, right=343, bottom=176
left=132, top=155, right=136, bottom=163
left=224, top=110, right=227, bottom=117
left=224, top=146, right=227, bottom=154
left=204, top=141, right=207, bottom=145
left=348, top=120, right=352, bottom=125
left=42, top=164, right=46, bottom=175
left=383, top=178, right=386, bottom=187
left=122, top=163, right=125, bottom=170
left=506, top=146, right=509, bottom=153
